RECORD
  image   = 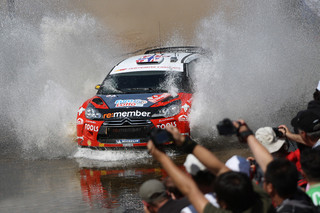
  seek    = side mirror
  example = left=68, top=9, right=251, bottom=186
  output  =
left=95, top=84, right=101, bottom=90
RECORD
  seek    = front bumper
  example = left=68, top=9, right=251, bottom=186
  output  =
left=97, top=119, right=154, bottom=144
left=77, top=117, right=177, bottom=149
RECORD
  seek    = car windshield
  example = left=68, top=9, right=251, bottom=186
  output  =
left=97, top=71, right=190, bottom=95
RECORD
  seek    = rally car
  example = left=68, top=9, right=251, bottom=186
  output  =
left=76, top=46, right=206, bottom=149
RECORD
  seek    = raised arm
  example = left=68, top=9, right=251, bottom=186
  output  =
left=147, top=141, right=209, bottom=213
left=166, top=126, right=230, bottom=176
left=234, top=120, right=273, bottom=173
left=278, top=124, right=306, bottom=145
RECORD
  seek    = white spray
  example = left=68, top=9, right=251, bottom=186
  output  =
left=187, top=0, right=320, bottom=138
left=0, top=1, right=121, bottom=159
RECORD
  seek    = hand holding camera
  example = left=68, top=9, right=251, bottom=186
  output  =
left=216, top=118, right=254, bottom=143
left=272, top=127, right=284, bottom=138
left=149, top=128, right=174, bottom=147
left=148, top=126, right=198, bottom=154
left=216, top=118, right=238, bottom=135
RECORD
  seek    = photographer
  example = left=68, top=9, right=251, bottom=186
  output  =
left=278, top=109, right=320, bottom=150
left=139, top=179, right=190, bottom=213
left=254, top=127, right=307, bottom=188
left=216, top=120, right=317, bottom=212
left=313, top=80, right=320, bottom=101
left=147, top=120, right=275, bottom=213
left=277, top=80, right=320, bottom=150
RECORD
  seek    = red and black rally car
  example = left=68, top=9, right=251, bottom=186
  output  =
left=76, top=46, right=206, bottom=149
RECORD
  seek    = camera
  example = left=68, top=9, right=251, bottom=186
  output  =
left=216, top=118, right=237, bottom=135
left=272, top=127, right=284, bottom=138
left=149, top=128, right=173, bottom=146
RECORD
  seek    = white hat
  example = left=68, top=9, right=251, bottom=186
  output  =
left=317, top=80, right=320, bottom=91
left=255, top=127, right=286, bottom=153
left=225, top=155, right=250, bottom=176
left=183, top=154, right=206, bottom=176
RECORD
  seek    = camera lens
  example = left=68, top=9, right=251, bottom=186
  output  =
left=272, top=128, right=283, bottom=138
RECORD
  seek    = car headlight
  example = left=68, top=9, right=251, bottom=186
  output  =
left=85, top=104, right=102, bottom=120
left=152, top=102, right=181, bottom=118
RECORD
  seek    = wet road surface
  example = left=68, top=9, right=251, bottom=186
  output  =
left=0, top=144, right=250, bottom=212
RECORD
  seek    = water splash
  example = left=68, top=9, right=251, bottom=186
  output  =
left=2, top=0, right=320, bottom=158
left=73, top=147, right=178, bottom=163
left=0, top=1, right=121, bottom=159
left=188, top=0, right=320, bottom=138
left=74, top=148, right=151, bottom=162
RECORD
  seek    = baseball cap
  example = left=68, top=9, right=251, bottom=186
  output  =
left=291, top=110, right=320, bottom=133
left=139, top=179, right=166, bottom=203
left=255, top=127, right=286, bottom=153
left=225, top=155, right=250, bottom=176
left=183, top=154, right=206, bottom=176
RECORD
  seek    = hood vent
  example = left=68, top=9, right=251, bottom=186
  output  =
left=92, top=98, right=104, bottom=105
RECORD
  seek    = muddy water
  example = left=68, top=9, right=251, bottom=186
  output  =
left=0, top=145, right=250, bottom=213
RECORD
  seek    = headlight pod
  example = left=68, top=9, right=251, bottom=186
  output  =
left=85, top=104, right=102, bottom=120
left=152, top=101, right=181, bottom=118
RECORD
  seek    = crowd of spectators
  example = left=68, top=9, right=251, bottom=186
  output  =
left=138, top=81, right=320, bottom=213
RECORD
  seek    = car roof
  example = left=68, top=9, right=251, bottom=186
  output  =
left=110, top=46, right=205, bottom=75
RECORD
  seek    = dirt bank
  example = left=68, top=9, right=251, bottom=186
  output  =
left=69, top=0, right=217, bottom=51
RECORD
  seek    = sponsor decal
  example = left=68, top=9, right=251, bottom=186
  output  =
left=115, top=99, right=147, bottom=107
left=78, top=107, right=85, bottom=116
left=84, top=124, right=99, bottom=132
left=116, top=139, right=140, bottom=143
left=178, top=115, right=188, bottom=122
left=147, top=93, right=171, bottom=103
left=103, top=110, right=151, bottom=119
left=158, top=117, right=175, bottom=123
left=136, top=55, right=163, bottom=63
left=115, top=68, right=127, bottom=72
left=106, top=95, right=117, bottom=98
left=114, top=66, right=182, bottom=73
left=182, top=103, right=190, bottom=112
left=157, top=121, right=177, bottom=129
left=86, top=120, right=97, bottom=124
left=77, top=118, right=84, bottom=125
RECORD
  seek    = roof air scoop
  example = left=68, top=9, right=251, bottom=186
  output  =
left=170, top=56, right=178, bottom=62
left=136, top=54, right=164, bottom=64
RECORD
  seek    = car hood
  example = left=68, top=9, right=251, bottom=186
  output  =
left=98, top=93, right=172, bottom=109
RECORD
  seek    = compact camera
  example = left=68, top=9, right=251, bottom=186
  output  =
left=149, top=128, right=173, bottom=146
left=272, top=127, right=284, bottom=138
left=216, top=118, right=237, bottom=135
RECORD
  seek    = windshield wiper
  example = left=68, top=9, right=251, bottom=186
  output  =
left=97, top=87, right=124, bottom=94
left=147, top=88, right=168, bottom=93
left=120, top=88, right=168, bottom=93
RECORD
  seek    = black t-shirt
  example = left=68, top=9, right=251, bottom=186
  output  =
left=276, top=188, right=318, bottom=213
left=158, top=197, right=190, bottom=213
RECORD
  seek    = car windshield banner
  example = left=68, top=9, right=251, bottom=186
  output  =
left=99, top=93, right=171, bottom=109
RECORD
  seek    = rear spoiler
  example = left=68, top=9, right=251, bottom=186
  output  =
left=144, top=46, right=209, bottom=55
